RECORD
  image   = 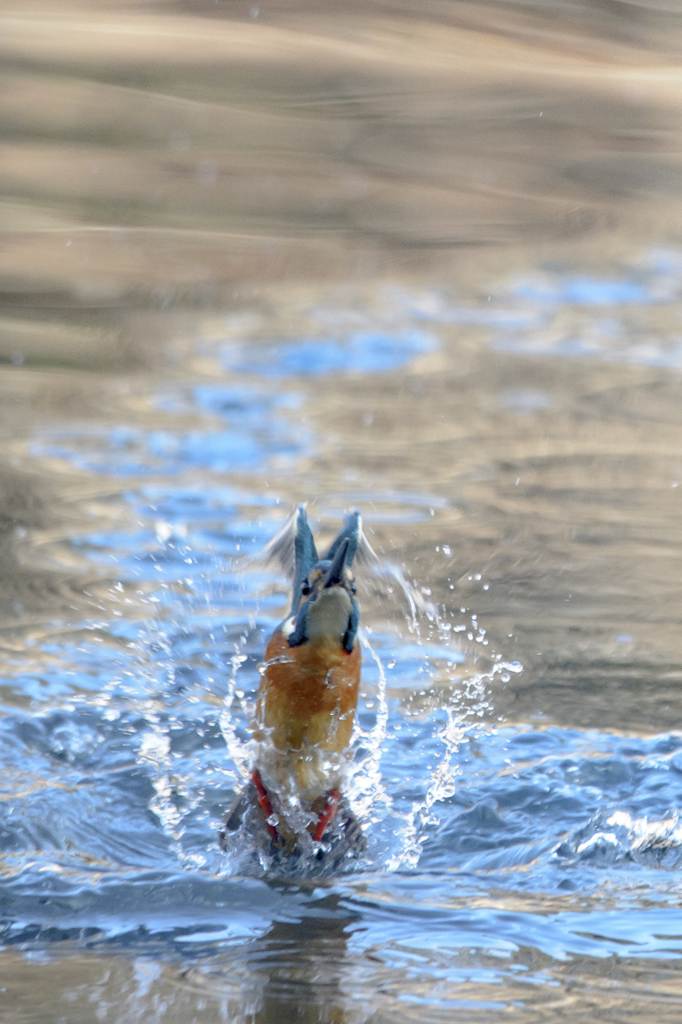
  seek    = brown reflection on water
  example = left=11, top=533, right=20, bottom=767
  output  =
left=2, top=0, right=682, bottom=303
left=3, top=937, right=682, bottom=1023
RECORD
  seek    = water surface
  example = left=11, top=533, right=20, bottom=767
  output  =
left=2, top=1, right=682, bottom=1021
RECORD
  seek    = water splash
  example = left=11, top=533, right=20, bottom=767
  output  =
left=211, top=543, right=523, bottom=877
left=14, top=346, right=529, bottom=881
left=559, top=808, right=682, bottom=867
left=351, top=634, right=419, bottom=871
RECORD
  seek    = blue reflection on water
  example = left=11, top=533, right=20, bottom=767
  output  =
left=31, top=385, right=307, bottom=476
left=3, top=311, right=682, bottom=1010
left=496, top=257, right=682, bottom=366
left=394, top=252, right=682, bottom=371
left=512, top=276, right=651, bottom=306
left=221, top=329, right=436, bottom=377
left=494, top=334, right=682, bottom=367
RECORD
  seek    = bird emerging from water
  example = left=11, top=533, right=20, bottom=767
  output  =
left=220, top=505, right=374, bottom=862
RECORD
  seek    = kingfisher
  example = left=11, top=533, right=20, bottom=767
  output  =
left=220, top=505, right=373, bottom=861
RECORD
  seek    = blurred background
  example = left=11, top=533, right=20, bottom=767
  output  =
left=3, top=1, right=682, bottom=1021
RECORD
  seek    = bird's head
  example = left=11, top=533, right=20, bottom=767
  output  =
left=265, top=505, right=372, bottom=653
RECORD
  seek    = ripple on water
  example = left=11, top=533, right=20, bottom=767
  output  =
left=30, top=385, right=308, bottom=477
left=3, top=285, right=682, bottom=1019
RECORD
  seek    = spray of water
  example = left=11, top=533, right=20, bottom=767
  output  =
left=119, top=517, right=523, bottom=878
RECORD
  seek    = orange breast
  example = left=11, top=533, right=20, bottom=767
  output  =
left=257, top=630, right=361, bottom=753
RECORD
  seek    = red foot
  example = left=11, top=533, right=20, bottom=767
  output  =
left=252, top=773, right=341, bottom=846
left=252, top=770, right=280, bottom=842
left=312, top=789, right=341, bottom=842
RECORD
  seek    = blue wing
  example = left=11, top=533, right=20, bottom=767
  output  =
left=324, top=510, right=376, bottom=569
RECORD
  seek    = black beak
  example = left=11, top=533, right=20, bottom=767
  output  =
left=324, top=538, right=349, bottom=588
